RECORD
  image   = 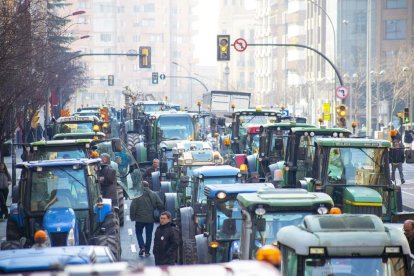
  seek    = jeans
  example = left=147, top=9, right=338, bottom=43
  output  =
left=391, top=163, right=404, bottom=183
left=0, top=188, right=8, bottom=217
left=135, top=221, right=154, bottom=252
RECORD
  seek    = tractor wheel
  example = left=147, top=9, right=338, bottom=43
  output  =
left=164, top=193, right=178, bottom=220
left=117, top=186, right=125, bottom=227
left=127, top=133, right=141, bottom=149
left=1, top=240, right=22, bottom=250
left=102, top=213, right=120, bottom=237
left=6, top=219, right=21, bottom=241
left=159, top=181, right=172, bottom=204
left=195, top=234, right=210, bottom=264
left=182, top=238, right=197, bottom=264
left=93, top=235, right=121, bottom=261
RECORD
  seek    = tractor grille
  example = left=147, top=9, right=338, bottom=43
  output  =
left=348, top=205, right=382, bottom=217
left=50, top=232, right=68, bottom=246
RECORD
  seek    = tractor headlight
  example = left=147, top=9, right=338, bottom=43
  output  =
left=67, top=228, right=75, bottom=246
left=317, top=206, right=328, bottom=215
left=255, top=207, right=266, bottom=216
left=216, top=192, right=227, bottom=199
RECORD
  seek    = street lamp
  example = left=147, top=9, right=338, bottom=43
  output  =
left=370, top=70, right=385, bottom=131
left=172, top=61, right=193, bottom=108
left=63, top=10, right=86, bottom=19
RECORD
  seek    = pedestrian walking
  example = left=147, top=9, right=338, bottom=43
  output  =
left=99, top=153, right=119, bottom=210
left=130, top=181, right=163, bottom=257
left=404, top=126, right=413, bottom=149
left=153, top=211, right=179, bottom=265
left=0, top=162, right=11, bottom=219
left=390, top=140, right=405, bottom=184
left=143, top=159, right=160, bottom=188
left=403, top=219, right=414, bottom=253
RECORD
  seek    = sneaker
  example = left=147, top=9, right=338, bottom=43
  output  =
left=139, top=248, right=145, bottom=256
left=145, top=252, right=150, bottom=257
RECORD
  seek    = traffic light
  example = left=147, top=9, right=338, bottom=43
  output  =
left=139, top=46, right=151, bottom=68
left=108, top=75, right=114, bottom=86
left=336, top=104, right=347, bottom=128
left=152, top=72, right=159, bottom=84
left=217, top=35, right=230, bottom=61
left=404, top=107, right=410, bottom=124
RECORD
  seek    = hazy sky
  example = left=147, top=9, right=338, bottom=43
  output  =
left=193, top=1, right=219, bottom=66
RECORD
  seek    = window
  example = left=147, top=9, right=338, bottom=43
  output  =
left=117, top=6, right=125, bottom=13
left=385, top=20, right=407, bottom=40
left=133, top=5, right=140, bottom=12
left=143, top=3, right=155, bottom=12
left=100, top=33, right=112, bottom=42
left=386, top=0, right=407, bottom=9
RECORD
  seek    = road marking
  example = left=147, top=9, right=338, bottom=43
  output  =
left=402, top=191, right=414, bottom=196
left=131, top=244, right=136, bottom=253
left=126, top=215, right=130, bottom=221
left=125, top=204, right=128, bottom=209
left=128, top=228, right=133, bottom=236
left=1, top=237, right=5, bottom=241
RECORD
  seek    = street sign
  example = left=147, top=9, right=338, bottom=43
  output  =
left=281, top=109, right=289, bottom=118
left=234, top=38, right=248, bottom=52
left=336, top=85, right=349, bottom=99
left=160, top=74, right=166, bottom=80
left=323, top=102, right=331, bottom=121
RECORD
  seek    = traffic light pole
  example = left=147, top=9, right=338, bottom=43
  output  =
left=163, top=75, right=209, bottom=93
left=245, top=43, right=343, bottom=86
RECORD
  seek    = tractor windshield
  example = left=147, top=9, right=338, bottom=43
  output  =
left=58, top=122, right=94, bottom=133
left=327, top=147, right=387, bottom=185
left=157, top=115, right=194, bottom=141
left=216, top=199, right=242, bottom=240
left=304, top=256, right=406, bottom=275
left=254, top=212, right=310, bottom=255
left=30, top=167, right=88, bottom=212
left=197, top=177, right=239, bottom=204
left=29, top=145, right=88, bottom=161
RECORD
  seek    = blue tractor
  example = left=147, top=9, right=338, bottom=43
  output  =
left=195, top=183, right=275, bottom=264
left=2, top=159, right=121, bottom=260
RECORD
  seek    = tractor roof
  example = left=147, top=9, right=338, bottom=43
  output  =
left=17, top=158, right=99, bottom=169
left=291, top=127, right=352, bottom=135
left=237, top=188, right=333, bottom=208
left=31, top=139, right=93, bottom=147
left=277, top=214, right=410, bottom=256
left=204, top=183, right=275, bottom=198
left=193, top=165, right=240, bottom=177
left=315, top=137, right=391, bottom=148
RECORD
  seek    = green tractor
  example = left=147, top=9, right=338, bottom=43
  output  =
left=270, top=127, right=352, bottom=187
left=298, top=138, right=409, bottom=222
left=277, top=214, right=413, bottom=275
left=46, top=115, right=106, bottom=141
left=237, top=189, right=334, bottom=260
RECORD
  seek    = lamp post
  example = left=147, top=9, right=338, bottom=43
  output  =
left=172, top=61, right=193, bottom=108
left=370, top=70, right=385, bottom=131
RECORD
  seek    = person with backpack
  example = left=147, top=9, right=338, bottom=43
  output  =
left=153, top=211, right=179, bottom=265
left=130, top=181, right=163, bottom=257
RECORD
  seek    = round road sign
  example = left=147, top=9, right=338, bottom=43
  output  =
left=234, top=38, right=248, bottom=52
left=336, top=86, right=349, bottom=99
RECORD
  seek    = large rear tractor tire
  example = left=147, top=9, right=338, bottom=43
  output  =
left=1, top=240, right=23, bottom=250
left=179, top=207, right=197, bottom=264
left=117, top=186, right=125, bottom=227
left=93, top=235, right=121, bottom=261
left=6, top=219, right=21, bottom=241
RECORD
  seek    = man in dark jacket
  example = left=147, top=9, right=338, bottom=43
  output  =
left=142, top=159, right=159, bottom=188
left=130, top=181, right=163, bottom=257
left=99, top=153, right=119, bottom=209
left=153, top=211, right=179, bottom=265
left=390, top=140, right=405, bottom=184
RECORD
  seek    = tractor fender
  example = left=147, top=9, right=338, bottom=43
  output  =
left=152, top=171, right=161, bottom=191
left=160, top=181, right=172, bottom=203
left=246, top=154, right=257, bottom=173
left=195, top=233, right=210, bottom=264
left=94, top=198, right=112, bottom=223
left=134, top=142, right=147, bottom=163
left=164, top=193, right=178, bottom=220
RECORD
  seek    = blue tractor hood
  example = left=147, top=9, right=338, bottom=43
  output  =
left=44, top=208, right=76, bottom=233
